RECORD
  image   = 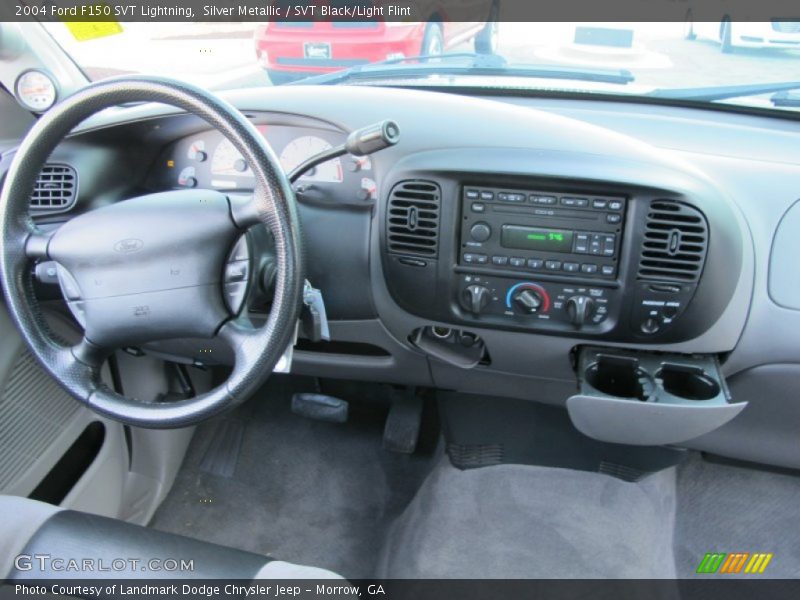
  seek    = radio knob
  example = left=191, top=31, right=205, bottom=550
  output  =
left=513, top=289, right=544, bottom=314
left=566, top=295, right=596, bottom=328
left=469, top=222, right=492, bottom=242
left=461, top=285, right=491, bottom=316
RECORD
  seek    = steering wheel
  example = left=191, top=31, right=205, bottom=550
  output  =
left=0, top=76, right=304, bottom=428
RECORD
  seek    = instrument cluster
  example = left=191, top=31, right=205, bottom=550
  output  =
left=148, top=123, right=377, bottom=202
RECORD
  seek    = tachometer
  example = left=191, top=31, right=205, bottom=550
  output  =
left=279, top=136, right=343, bottom=183
left=15, top=69, right=57, bottom=112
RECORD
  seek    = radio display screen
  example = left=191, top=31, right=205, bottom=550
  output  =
left=501, top=225, right=574, bottom=253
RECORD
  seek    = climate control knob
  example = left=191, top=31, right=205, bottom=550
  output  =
left=461, top=285, right=491, bottom=316
left=566, top=295, right=596, bottom=328
left=513, top=288, right=544, bottom=314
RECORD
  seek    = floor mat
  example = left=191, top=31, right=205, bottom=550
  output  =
left=377, top=459, right=678, bottom=578
left=674, top=454, right=800, bottom=578
left=149, top=376, right=433, bottom=578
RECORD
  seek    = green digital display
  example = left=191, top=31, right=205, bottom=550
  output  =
left=501, top=225, right=574, bottom=253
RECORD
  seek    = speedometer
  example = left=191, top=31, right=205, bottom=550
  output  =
left=279, top=136, right=343, bottom=183
left=210, top=139, right=251, bottom=187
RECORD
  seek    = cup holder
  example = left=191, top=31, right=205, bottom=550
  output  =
left=657, top=364, right=721, bottom=401
left=584, top=355, right=654, bottom=401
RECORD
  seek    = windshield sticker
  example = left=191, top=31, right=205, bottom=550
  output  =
left=63, top=4, right=123, bottom=42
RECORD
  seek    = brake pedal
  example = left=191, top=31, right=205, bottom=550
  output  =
left=383, top=389, right=423, bottom=454
left=291, top=393, right=349, bottom=423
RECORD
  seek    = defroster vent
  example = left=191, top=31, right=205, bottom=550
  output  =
left=387, top=180, right=440, bottom=257
left=31, top=164, right=77, bottom=211
left=637, top=200, right=708, bottom=282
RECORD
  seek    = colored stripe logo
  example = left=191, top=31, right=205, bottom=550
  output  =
left=696, top=552, right=773, bottom=574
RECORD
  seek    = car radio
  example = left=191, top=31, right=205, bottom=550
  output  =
left=459, top=186, right=626, bottom=279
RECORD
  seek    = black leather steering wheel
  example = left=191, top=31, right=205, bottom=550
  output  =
left=0, top=76, right=304, bottom=428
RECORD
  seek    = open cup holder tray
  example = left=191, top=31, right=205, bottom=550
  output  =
left=566, top=346, right=746, bottom=446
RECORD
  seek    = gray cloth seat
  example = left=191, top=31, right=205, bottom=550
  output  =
left=0, top=495, right=342, bottom=580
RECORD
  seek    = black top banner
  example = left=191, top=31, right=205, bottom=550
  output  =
left=2, top=0, right=800, bottom=23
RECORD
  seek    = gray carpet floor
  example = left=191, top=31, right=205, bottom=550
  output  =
left=377, top=460, right=678, bottom=578
left=149, top=376, right=433, bottom=578
left=151, top=383, right=800, bottom=579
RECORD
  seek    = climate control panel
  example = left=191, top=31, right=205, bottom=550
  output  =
left=457, top=273, right=616, bottom=332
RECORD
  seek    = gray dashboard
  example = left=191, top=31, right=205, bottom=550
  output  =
left=5, top=84, right=800, bottom=466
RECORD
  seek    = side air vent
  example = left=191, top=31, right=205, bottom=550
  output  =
left=30, top=164, right=77, bottom=211
left=637, top=200, right=708, bottom=282
left=387, top=180, right=440, bottom=257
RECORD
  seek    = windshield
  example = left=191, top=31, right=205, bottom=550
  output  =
left=43, top=21, right=800, bottom=111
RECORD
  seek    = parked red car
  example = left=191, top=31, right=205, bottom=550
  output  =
left=254, top=2, right=499, bottom=84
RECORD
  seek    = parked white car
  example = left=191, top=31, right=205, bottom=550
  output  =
left=687, top=20, right=800, bottom=53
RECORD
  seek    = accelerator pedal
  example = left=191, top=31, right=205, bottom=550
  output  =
left=291, top=393, right=349, bottom=423
left=383, top=389, right=423, bottom=454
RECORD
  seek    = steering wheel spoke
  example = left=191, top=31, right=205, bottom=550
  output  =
left=228, top=193, right=261, bottom=228
left=72, top=336, right=113, bottom=372
left=25, top=229, right=52, bottom=260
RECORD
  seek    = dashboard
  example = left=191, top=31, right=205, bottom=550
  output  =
left=7, top=83, right=800, bottom=466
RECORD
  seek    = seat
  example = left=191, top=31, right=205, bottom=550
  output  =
left=0, top=495, right=342, bottom=580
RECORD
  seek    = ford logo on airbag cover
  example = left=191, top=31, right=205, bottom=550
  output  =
left=113, top=238, right=144, bottom=254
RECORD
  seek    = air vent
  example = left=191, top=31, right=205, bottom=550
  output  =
left=30, top=164, right=77, bottom=211
left=387, top=180, right=440, bottom=257
left=637, top=200, right=708, bottom=282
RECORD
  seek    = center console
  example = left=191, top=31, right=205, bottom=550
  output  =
left=382, top=176, right=718, bottom=344
left=457, top=186, right=626, bottom=332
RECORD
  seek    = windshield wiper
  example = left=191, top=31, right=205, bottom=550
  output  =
left=290, top=53, right=635, bottom=86
left=648, top=81, right=800, bottom=103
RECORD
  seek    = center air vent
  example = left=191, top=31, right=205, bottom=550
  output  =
left=387, top=180, right=440, bottom=257
left=31, top=164, right=77, bottom=211
left=637, top=200, right=708, bottom=282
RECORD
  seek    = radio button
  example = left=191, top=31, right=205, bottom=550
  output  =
left=463, top=253, right=488, bottom=264
left=510, top=257, right=526, bottom=268
left=563, top=262, right=580, bottom=273
left=527, top=258, right=544, bottom=270
left=471, top=202, right=486, bottom=213
left=492, top=255, right=509, bottom=266
left=592, top=199, right=608, bottom=209
left=470, top=222, right=492, bottom=242
left=602, top=265, right=615, bottom=276
left=608, top=200, right=623, bottom=211
left=465, top=189, right=480, bottom=200
left=545, top=260, right=562, bottom=271
left=581, top=263, right=598, bottom=274
left=531, top=195, right=557, bottom=205
left=561, top=197, right=589, bottom=208
left=574, top=233, right=590, bottom=254
left=606, top=213, right=622, bottom=224
left=499, top=192, right=525, bottom=202
left=480, top=191, right=494, bottom=200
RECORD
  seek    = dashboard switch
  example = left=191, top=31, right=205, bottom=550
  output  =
left=513, top=288, right=544, bottom=314
left=566, top=295, right=595, bottom=328
left=641, top=318, right=660, bottom=334
left=461, top=285, right=491, bottom=316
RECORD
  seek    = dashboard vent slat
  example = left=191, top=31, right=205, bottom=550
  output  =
left=386, top=180, right=441, bottom=258
left=637, top=200, right=708, bottom=282
left=30, top=164, right=78, bottom=212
